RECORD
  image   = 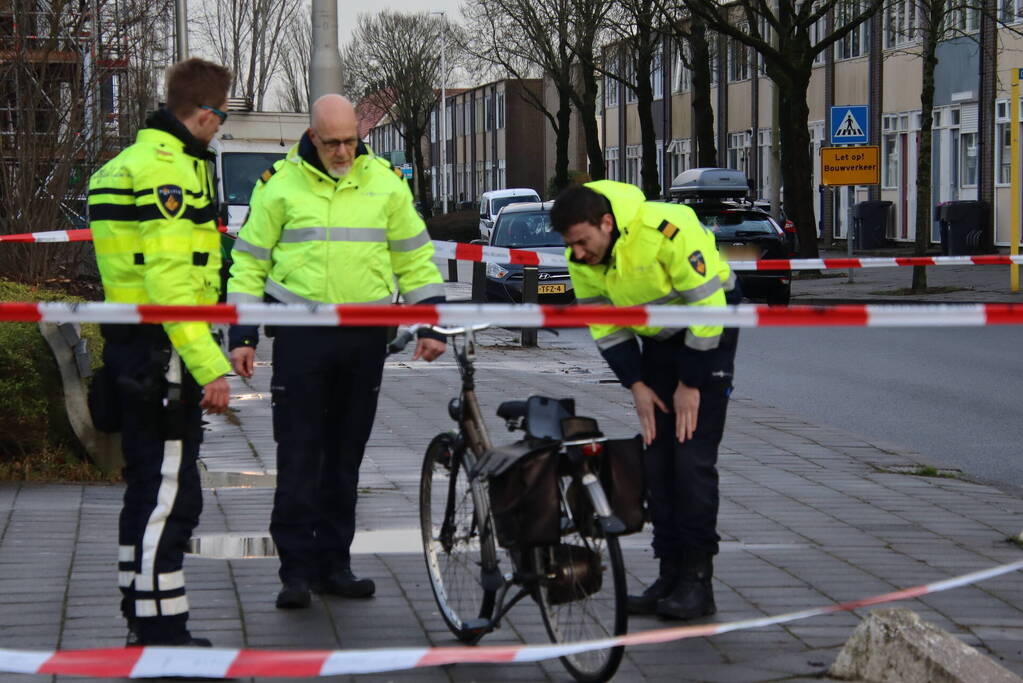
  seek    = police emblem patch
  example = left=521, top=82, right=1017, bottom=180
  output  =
left=688, top=251, right=707, bottom=276
left=156, top=185, right=185, bottom=219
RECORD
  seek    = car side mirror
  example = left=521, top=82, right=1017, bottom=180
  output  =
left=470, top=239, right=487, bottom=246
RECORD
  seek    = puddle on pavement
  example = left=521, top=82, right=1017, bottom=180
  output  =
left=200, top=470, right=277, bottom=489
left=187, top=528, right=422, bottom=559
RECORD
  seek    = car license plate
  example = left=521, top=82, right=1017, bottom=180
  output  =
left=719, top=245, right=760, bottom=261
left=538, top=283, right=566, bottom=294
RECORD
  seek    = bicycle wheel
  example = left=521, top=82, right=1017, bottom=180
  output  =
left=533, top=482, right=627, bottom=683
left=420, top=432, right=498, bottom=642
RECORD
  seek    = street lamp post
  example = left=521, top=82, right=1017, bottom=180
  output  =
left=431, top=9, right=447, bottom=214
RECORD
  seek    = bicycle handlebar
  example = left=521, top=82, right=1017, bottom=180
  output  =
left=386, top=323, right=493, bottom=356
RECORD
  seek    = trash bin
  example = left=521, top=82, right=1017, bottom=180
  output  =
left=852, top=200, right=892, bottom=249
left=937, top=200, right=990, bottom=255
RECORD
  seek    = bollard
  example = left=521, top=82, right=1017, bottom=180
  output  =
left=471, top=260, right=487, bottom=302
left=520, top=266, right=538, bottom=347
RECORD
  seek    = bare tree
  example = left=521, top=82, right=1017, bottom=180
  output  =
left=193, top=0, right=296, bottom=110
left=461, top=0, right=578, bottom=193
left=344, top=11, right=451, bottom=217
left=681, top=0, right=883, bottom=258
left=0, top=0, right=171, bottom=282
left=276, top=6, right=312, bottom=112
left=658, top=8, right=717, bottom=166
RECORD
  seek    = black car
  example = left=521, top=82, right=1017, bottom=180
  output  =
left=483, top=201, right=575, bottom=303
left=671, top=168, right=791, bottom=305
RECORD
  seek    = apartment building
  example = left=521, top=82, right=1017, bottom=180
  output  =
left=603, top=10, right=1023, bottom=247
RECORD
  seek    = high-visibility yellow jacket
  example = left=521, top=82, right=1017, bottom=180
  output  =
left=226, top=139, right=444, bottom=308
left=567, top=180, right=736, bottom=387
left=88, top=112, right=230, bottom=387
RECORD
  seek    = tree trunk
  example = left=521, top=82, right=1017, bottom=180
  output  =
left=411, top=128, right=432, bottom=219
left=572, top=49, right=605, bottom=180
left=689, top=20, right=716, bottom=166
left=913, top=1, right=941, bottom=293
left=552, top=83, right=572, bottom=194
left=776, top=69, right=820, bottom=258
left=635, top=59, right=660, bottom=198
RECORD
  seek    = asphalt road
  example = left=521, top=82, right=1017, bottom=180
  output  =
left=555, top=326, right=1023, bottom=492
left=734, top=327, right=1023, bottom=492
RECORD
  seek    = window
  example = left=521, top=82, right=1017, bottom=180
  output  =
left=498, top=159, right=506, bottom=189
left=605, top=146, right=619, bottom=181
left=626, top=145, right=641, bottom=185
left=485, top=94, right=494, bottom=132
left=950, top=0, right=980, bottom=30
left=835, top=0, right=869, bottom=59
left=605, top=50, right=620, bottom=108
left=999, top=0, right=1023, bottom=23
left=484, top=160, right=494, bottom=191
left=885, top=0, right=919, bottom=47
left=961, top=132, right=978, bottom=187
left=728, top=37, right=749, bottom=82
left=668, top=138, right=691, bottom=180
left=430, top=110, right=436, bottom=142
left=810, top=15, right=826, bottom=65
left=727, top=132, right=751, bottom=176
left=652, top=46, right=664, bottom=100
left=672, top=42, right=690, bottom=93
left=882, top=114, right=900, bottom=189
left=496, top=91, right=505, bottom=129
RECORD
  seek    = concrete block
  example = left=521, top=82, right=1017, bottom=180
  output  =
left=830, top=607, right=1022, bottom=683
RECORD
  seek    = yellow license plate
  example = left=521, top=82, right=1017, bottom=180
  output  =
left=720, top=245, right=760, bottom=261
left=537, top=283, right=566, bottom=294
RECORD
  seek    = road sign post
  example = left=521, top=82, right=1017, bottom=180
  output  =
left=1012, top=70, right=1020, bottom=292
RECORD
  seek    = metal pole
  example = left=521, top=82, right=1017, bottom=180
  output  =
left=520, top=267, right=538, bottom=347
left=440, top=13, right=447, bottom=214
left=174, top=0, right=189, bottom=61
left=310, top=0, right=343, bottom=108
left=1011, top=69, right=1020, bottom=292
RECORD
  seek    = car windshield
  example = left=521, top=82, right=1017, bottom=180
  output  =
left=492, top=211, right=562, bottom=248
left=695, top=210, right=776, bottom=238
left=222, top=152, right=287, bottom=205
left=491, top=195, right=538, bottom=216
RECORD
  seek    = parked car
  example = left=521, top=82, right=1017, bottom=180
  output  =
left=478, top=188, right=541, bottom=241
left=670, top=168, right=791, bottom=305
left=484, top=201, right=575, bottom=303
left=753, top=198, right=799, bottom=256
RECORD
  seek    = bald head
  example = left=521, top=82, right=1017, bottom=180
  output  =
left=308, top=94, right=359, bottom=179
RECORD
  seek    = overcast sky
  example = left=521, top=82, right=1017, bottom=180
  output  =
left=338, top=0, right=464, bottom=47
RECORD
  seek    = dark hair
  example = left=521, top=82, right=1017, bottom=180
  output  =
left=165, top=58, right=233, bottom=118
left=550, top=185, right=613, bottom=234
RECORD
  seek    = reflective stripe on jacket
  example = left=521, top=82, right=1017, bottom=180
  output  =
left=567, top=180, right=735, bottom=353
left=227, top=141, right=443, bottom=306
left=88, top=126, right=229, bottom=387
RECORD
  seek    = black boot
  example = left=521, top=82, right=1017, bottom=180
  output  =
left=656, top=553, right=715, bottom=620
left=627, top=558, right=680, bottom=615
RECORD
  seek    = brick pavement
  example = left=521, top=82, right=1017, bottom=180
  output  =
left=2, top=325, right=1023, bottom=681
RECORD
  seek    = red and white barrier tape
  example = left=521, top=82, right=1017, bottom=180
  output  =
left=4, top=228, right=1021, bottom=272
left=4, top=301, right=1023, bottom=328
left=2, top=557, right=1020, bottom=678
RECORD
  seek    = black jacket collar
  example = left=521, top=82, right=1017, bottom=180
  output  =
left=298, top=132, right=369, bottom=177
left=145, top=108, right=214, bottom=161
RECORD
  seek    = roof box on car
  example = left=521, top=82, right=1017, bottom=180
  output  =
left=670, top=167, right=750, bottom=199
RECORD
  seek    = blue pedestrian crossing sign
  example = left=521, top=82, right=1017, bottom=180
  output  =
left=830, top=106, right=869, bottom=145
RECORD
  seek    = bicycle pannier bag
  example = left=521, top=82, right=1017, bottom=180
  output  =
left=486, top=444, right=560, bottom=548
left=601, top=435, right=646, bottom=534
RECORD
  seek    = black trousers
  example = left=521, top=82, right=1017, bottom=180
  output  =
left=269, top=325, right=387, bottom=583
left=104, top=329, right=203, bottom=643
left=640, top=336, right=734, bottom=561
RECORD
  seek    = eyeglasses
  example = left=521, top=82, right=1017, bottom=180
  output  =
left=200, top=104, right=228, bottom=123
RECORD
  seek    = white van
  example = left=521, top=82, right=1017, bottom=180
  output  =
left=478, top=188, right=541, bottom=241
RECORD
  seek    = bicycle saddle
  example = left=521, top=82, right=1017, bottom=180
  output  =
left=496, top=400, right=528, bottom=420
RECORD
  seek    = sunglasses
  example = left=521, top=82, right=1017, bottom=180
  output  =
left=200, top=104, right=228, bottom=123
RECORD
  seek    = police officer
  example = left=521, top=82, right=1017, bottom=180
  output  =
left=88, top=58, right=233, bottom=646
left=227, top=94, right=446, bottom=609
left=550, top=181, right=739, bottom=620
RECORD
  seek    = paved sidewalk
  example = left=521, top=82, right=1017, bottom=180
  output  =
left=1, top=324, right=1022, bottom=682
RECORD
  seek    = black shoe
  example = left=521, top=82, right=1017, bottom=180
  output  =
left=275, top=580, right=312, bottom=609
left=312, top=569, right=375, bottom=598
left=627, top=558, right=681, bottom=615
left=656, top=553, right=716, bottom=620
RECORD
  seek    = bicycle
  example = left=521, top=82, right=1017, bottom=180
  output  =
left=389, top=324, right=634, bottom=683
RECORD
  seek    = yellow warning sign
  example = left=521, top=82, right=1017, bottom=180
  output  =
left=821, top=146, right=880, bottom=186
